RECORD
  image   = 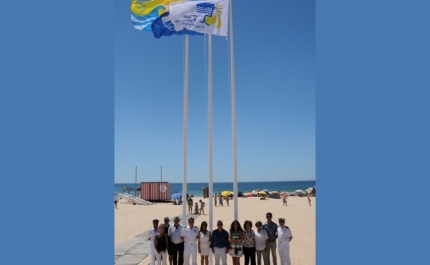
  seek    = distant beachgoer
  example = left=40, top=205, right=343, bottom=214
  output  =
left=114, top=194, right=119, bottom=209
left=307, top=195, right=311, bottom=206
left=199, top=200, right=205, bottom=215
left=282, top=194, right=287, bottom=206
left=194, top=202, right=199, bottom=214
left=219, top=195, right=223, bottom=206
left=198, top=221, right=211, bottom=265
left=277, top=218, right=292, bottom=265
left=154, top=224, right=169, bottom=265
left=188, top=197, right=193, bottom=213
left=214, top=194, right=218, bottom=207
left=226, top=196, right=230, bottom=206
left=229, top=220, right=244, bottom=265
left=254, top=221, right=268, bottom=265
left=148, top=219, right=160, bottom=265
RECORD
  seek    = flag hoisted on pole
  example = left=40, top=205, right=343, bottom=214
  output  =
left=169, top=0, right=229, bottom=36
left=129, top=0, right=236, bottom=228
left=131, top=0, right=229, bottom=38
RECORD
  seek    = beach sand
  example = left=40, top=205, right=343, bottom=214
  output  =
left=115, top=195, right=315, bottom=265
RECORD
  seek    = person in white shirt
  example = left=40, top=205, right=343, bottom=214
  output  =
left=276, top=218, right=293, bottom=265
left=168, top=217, right=184, bottom=265
left=181, top=217, right=200, bottom=265
left=148, top=219, right=160, bottom=265
left=254, top=221, right=269, bottom=265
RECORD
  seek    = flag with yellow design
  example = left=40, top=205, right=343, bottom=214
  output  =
left=169, top=0, right=229, bottom=36
left=131, top=0, right=180, bottom=31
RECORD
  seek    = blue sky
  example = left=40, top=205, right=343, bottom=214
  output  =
left=115, top=0, right=315, bottom=183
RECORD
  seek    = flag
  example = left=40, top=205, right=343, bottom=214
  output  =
left=151, top=12, right=204, bottom=38
left=130, top=0, right=177, bottom=31
left=169, top=0, right=229, bottom=36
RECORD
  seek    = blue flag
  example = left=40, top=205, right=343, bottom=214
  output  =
left=151, top=12, right=203, bottom=38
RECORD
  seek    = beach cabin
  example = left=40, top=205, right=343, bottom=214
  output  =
left=140, top=182, right=171, bottom=202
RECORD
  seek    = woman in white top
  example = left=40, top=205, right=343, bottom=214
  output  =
left=254, top=221, right=268, bottom=265
left=198, top=221, right=211, bottom=265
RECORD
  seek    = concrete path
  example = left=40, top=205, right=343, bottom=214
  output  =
left=115, top=213, right=202, bottom=265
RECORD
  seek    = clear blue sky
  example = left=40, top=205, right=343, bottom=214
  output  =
left=115, top=0, right=315, bottom=183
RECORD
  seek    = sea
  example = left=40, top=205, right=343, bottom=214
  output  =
left=114, top=180, right=315, bottom=197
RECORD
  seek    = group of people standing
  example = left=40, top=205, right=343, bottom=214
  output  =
left=147, top=212, right=293, bottom=265
left=213, top=194, right=231, bottom=206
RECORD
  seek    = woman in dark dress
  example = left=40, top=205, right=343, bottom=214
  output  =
left=154, top=224, right=169, bottom=265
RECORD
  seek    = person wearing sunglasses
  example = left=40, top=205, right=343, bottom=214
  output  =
left=277, top=218, right=292, bottom=265
left=229, top=220, right=244, bottom=265
left=198, top=221, right=211, bottom=265
left=210, top=220, right=230, bottom=265
left=254, top=221, right=268, bottom=265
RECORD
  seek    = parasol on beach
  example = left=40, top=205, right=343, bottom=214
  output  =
left=244, top=192, right=253, bottom=197
left=171, top=193, right=182, bottom=200
left=305, top=187, right=313, bottom=193
left=294, top=189, right=306, bottom=195
left=258, top=191, right=267, bottom=195
left=221, top=190, right=232, bottom=197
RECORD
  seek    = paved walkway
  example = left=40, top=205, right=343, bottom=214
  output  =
left=115, top=213, right=201, bottom=265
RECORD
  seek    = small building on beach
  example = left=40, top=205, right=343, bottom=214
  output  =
left=140, top=182, right=171, bottom=202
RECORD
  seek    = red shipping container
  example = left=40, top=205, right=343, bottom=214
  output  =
left=140, top=182, right=171, bottom=201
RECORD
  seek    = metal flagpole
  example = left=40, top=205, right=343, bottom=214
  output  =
left=135, top=166, right=137, bottom=197
left=229, top=0, right=238, bottom=220
left=207, top=33, right=214, bottom=265
left=182, top=34, right=189, bottom=226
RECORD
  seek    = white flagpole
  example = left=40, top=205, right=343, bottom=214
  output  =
left=182, top=34, right=189, bottom=226
left=207, top=33, right=214, bottom=265
left=229, top=0, right=238, bottom=221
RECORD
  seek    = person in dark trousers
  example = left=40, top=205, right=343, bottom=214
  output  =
left=164, top=217, right=173, bottom=265
left=168, top=217, right=184, bottom=265
left=242, top=220, right=256, bottom=265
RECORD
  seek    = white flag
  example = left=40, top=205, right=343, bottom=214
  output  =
left=169, top=0, right=229, bottom=36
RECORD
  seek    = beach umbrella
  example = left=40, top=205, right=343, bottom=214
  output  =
left=258, top=191, right=267, bottom=195
left=305, top=187, right=313, bottom=193
left=237, top=191, right=243, bottom=197
left=221, top=190, right=232, bottom=197
left=295, top=189, right=306, bottom=194
left=244, top=192, right=253, bottom=197
left=171, top=193, right=182, bottom=200
left=269, top=191, right=279, bottom=194
left=252, top=189, right=259, bottom=195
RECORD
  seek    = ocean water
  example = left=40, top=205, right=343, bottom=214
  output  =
left=114, top=180, right=315, bottom=197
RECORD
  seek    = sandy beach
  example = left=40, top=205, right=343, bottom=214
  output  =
left=115, top=195, right=315, bottom=265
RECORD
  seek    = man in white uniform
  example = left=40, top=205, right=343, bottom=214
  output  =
left=181, top=217, right=199, bottom=265
left=148, top=219, right=160, bottom=265
left=277, top=218, right=293, bottom=265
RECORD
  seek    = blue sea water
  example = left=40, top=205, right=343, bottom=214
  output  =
left=114, top=180, right=315, bottom=197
